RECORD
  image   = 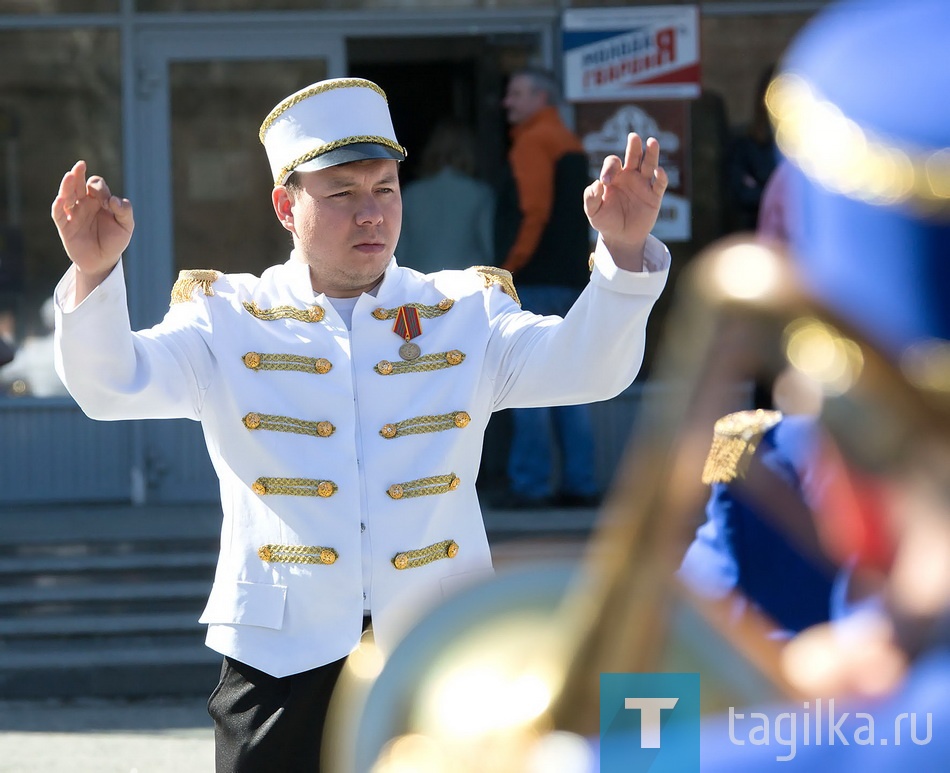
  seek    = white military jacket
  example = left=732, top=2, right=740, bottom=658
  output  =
left=54, top=235, right=669, bottom=677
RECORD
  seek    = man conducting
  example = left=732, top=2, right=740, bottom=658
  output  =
left=51, top=77, right=670, bottom=772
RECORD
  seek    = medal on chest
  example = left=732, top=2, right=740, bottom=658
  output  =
left=392, top=305, right=423, bottom=360
left=372, top=298, right=454, bottom=361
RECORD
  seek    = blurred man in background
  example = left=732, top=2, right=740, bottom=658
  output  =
left=495, top=67, right=600, bottom=509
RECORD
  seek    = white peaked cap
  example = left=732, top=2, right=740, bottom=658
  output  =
left=259, top=77, right=406, bottom=185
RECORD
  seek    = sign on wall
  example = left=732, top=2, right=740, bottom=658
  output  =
left=564, top=6, right=699, bottom=240
left=563, top=6, right=701, bottom=102
left=575, top=100, right=691, bottom=242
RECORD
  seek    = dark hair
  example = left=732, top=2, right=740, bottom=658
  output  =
left=283, top=171, right=302, bottom=191
left=418, top=120, right=478, bottom=178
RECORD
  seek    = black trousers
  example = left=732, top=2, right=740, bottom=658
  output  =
left=208, top=654, right=348, bottom=772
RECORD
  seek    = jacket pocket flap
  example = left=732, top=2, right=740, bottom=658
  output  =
left=199, top=580, right=287, bottom=630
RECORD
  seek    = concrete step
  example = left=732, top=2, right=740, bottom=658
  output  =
left=0, top=507, right=217, bottom=699
left=0, top=642, right=221, bottom=699
left=0, top=580, right=211, bottom=622
left=0, top=551, right=217, bottom=585
left=0, top=610, right=204, bottom=639
left=0, top=579, right=210, bottom=606
left=0, top=551, right=218, bottom=572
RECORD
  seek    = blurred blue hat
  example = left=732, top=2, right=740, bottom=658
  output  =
left=768, top=0, right=950, bottom=364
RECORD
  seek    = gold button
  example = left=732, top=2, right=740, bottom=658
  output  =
left=244, top=412, right=262, bottom=429
left=308, top=306, right=325, bottom=322
left=377, top=360, right=394, bottom=375
left=320, top=548, right=337, bottom=565
left=446, top=350, right=463, bottom=366
left=252, top=480, right=267, bottom=496
left=316, top=421, right=334, bottom=437
left=393, top=553, right=409, bottom=570
left=314, top=358, right=332, bottom=374
left=446, top=541, right=459, bottom=559
left=438, top=298, right=454, bottom=311
left=387, top=484, right=404, bottom=500
left=372, top=308, right=388, bottom=320
left=449, top=476, right=461, bottom=490
left=380, top=424, right=397, bottom=439
left=317, top=481, right=335, bottom=498
left=244, top=352, right=261, bottom=369
left=257, top=546, right=272, bottom=561
left=454, top=411, right=471, bottom=428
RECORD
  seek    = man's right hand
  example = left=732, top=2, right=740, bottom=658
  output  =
left=51, top=160, right=134, bottom=303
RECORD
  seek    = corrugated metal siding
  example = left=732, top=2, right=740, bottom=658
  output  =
left=148, top=419, right=218, bottom=503
left=0, top=399, right=132, bottom=504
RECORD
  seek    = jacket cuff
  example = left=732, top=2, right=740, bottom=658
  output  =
left=590, top=234, right=670, bottom=294
left=54, top=260, right=126, bottom=315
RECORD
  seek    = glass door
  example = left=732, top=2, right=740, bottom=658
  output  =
left=131, top=22, right=343, bottom=502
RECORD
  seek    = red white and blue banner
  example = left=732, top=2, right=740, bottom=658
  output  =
left=562, top=6, right=701, bottom=102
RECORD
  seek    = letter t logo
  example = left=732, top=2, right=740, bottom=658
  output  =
left=601, top=673, right=699, bottom=772
left=625, top=697, right=679, bottom=748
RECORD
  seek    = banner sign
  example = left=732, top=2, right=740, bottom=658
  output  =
left=563, top=6, right=701, bottom=101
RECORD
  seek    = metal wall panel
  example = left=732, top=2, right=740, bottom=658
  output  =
left=0, top=399, right=131, bottom=504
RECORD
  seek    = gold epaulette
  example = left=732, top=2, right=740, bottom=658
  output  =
left=700, top=409, right=783, bottom=485
left=171, top=269, right=223, bottom=305
left=472, top=266, right=521, bottom=307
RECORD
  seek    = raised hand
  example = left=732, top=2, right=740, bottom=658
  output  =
left=51, top=160, right=134, bottom=301
left=583, top=133, right=668, bottom=271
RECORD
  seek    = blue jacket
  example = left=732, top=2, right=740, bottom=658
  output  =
left=679, top=412, right=837, bottom=634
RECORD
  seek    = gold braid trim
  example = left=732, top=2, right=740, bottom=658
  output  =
left=243, top=301, right=325, bottom=323
left=379, top=411, right=471, bottom=439
left=374, top=351, right=465, bottom=376
left=274, top=135, right=407, bottom=186
left=243, top=352, right=332, bottom=375
left=243, top=412, right=335, bottom=438
left=473, top=266, right=521, bottom=307
left=701, top=409, right=783, bottom=485
left=259, top=78, right=390, bottom=143
left=251, top=477, right=338, bottom=498
left=387, top=473, right=461, bottom=500
left=257, top=544, right=338, bottom=566
left=371, top=299, right=455, bottom=320
left=171, top=270, right=222, bottom=305
left=392, top=540, right=459, bottom=570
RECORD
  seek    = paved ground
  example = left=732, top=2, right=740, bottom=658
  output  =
left=0, top=696, right=214, bottom=773
left=0, top=532, right=589, bottom=773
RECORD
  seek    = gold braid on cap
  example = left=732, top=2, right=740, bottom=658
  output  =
left=171, top=270, right=222, bottom=305
left=472, top=266, right=521, bottom=307
left=259, top=78, right=389, bottom=143
left=273, top=135, right=407, bottom=186
left=767, top=73, right=950, bottom=215
left=701, top=409, right=783, bottom=485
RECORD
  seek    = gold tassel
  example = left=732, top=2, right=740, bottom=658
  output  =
left=473, top=266, right=521, bottom=307
left=700, top=409, right=783, bottom=485
left=171, top=269, right=222, bottom=305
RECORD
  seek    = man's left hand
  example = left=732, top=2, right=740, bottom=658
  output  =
left=584, top=132, right=668, bottom=272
